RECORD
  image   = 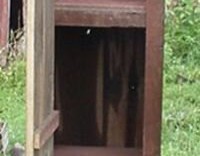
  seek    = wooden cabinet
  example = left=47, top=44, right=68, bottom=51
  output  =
left=26, top=0, right=164, bottom=156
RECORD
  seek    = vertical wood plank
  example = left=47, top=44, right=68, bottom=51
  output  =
left=26, top=0, right=54, bottom=155
left=132, top=30, right=145, bottom=148
left=125, top=29, right=145, bottom=148
left=0, top=0, right=10, bottom=48
left=105, top=30, right=128, bottom=146
left=96, top=40, right=104, bottom=143
left=26, top=0, right=36, bottom=154
left=143, top=0, right=164, bottom=156
left=105, top=29, right=136, bottom=146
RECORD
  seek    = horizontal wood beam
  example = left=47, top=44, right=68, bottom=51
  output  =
left=55, top=146, right=142, bottom=156
left=55, top=0, right=145, bottom=27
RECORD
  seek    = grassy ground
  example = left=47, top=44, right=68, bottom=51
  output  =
left=0, top=60, right=25, bottom=152
left=162, top=82, right=200, bottom=156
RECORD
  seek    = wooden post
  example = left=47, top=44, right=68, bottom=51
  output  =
left=143, top=0, right=164, bottom=156
left=26, top=0, right=58, bottom=155
left=0, top=0, right=10, bottom=48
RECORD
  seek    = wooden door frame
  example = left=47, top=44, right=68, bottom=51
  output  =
left=26, top=0, right=58, bottom=155
left=143, top=0, right=164, bottom=156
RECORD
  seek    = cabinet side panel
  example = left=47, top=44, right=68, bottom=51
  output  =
left=143, top=0, right=164, bottom=156
left=26, top=0, right=55, bottom=155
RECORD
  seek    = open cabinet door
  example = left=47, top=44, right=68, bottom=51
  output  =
left=26, top=0, right=59, bottom=156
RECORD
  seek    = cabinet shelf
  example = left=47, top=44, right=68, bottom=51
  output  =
left=55, top=146, right=142, bottom=156
left=55, top=0, right=146, bottom=27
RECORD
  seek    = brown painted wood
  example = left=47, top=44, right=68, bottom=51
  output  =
left=0, top=0, right=10, bottom=48
left=26, top=0, right=55, bottom=155
left=102, top=29, right=145, bottom=148
left=55, top=0, right=146, bottom=27
left=105, top=30, right=127, bottom=146
left=104, top=29, right=134, bottom=146
left=143, top=0, right=164, bottom=156
left=55, top=146, right=142, bottom=156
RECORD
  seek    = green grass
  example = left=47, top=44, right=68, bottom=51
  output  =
left=162, top=1, right=200, bottom=154
left=0, top=60, right=25, bottom=152
left=162, top=82, right=200, bottom=156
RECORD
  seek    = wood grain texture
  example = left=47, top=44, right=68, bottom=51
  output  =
left=34, top=111, right=59, bottom=149
left=26, top=0, right=55, bottom=155
left=55, top=0, right=145, bottom=27
left=55, top=146, right=142, bottom=156
left=26, top=0, right=36, bottom=155
left=104, top=30, right=133, bottom=146
left=143, top=0, right=164, bottom=156
left=96, top=40, right=104, bottom=143
left=0, top=0, right=10, bottom=48
left=102, top=29, right=145, bottom=147
left=54, top=28, right=145, bottom=148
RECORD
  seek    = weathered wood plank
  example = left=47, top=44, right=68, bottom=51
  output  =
left=0, top=0, right=10, bottom=48
left=26, top=0, right=55, bottom=155
left=26, top=0, right=36, bottom=154
left=104, top=29, right=137, bottom=146
left=143, top=0, right=164, bottom=156
left=96, top=40, right=104, bottom=144
left=55, top=0, right=146, bottom=27
left=34, top=111, right=59, bottom=149
left=55, top=146, right=142, bottom=156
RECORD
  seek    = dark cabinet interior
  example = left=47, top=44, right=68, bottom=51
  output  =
left=54, top=27, right=146, bottom=155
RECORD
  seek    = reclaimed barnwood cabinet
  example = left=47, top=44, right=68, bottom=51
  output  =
left=26, top=0, right=164, bottom=156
